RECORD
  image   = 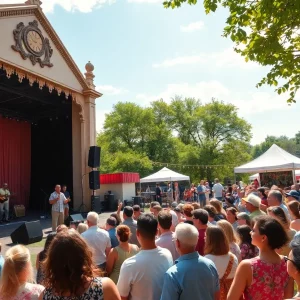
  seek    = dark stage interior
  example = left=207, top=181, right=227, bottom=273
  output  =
left=0, top=68, right=73, bottom=213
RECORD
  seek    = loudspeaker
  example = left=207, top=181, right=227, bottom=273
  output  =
left=89, top=170, right=100, bottom=190
left=65, top=213, right=84, bottom=227
left=91, top=196, right=102, bottom=213
left=11, top=221, right=43, bottom=245
left=88, top=146, right=101, bottom=168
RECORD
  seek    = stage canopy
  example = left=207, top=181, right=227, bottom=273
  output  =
left=235, top=144, right=300, bottom=173
left=140, top=167, right=190, bottom=183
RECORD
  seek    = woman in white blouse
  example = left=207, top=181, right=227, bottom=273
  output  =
left=204, top=226, right=238, bottom=300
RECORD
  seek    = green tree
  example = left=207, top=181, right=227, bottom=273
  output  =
left=164, top=0, right=300, bottom=103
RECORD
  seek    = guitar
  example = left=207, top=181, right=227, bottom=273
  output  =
left=0, top=195, right=8, bottom=204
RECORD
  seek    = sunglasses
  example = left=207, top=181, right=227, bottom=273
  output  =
left=284, top=256, right=296, bottom=266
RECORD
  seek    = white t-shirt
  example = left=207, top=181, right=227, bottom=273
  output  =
left=117, top=247, right=173, bottom=300
left=205, top=253, right=238, bottom=279
left=170, top=210, right=178, bottom=227
left=212, top=183, right=224, bottom=198
left=81, top=225, right=111, bottom=265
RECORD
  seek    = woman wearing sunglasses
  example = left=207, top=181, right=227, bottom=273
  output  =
left=285, top=235, right=300, bottom=299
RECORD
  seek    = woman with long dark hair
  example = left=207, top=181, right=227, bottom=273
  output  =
left=288, top=200, right=300, bottom=231
left=236, top=225, right=258, bottom=260
left=41, top=230, right=120, bottom=299
left=228, top=215, right=294, bottom=300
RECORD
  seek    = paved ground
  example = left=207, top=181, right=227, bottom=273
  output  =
left=0, top=210, right=113, bottom=256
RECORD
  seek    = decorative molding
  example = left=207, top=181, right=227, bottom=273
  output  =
left=12, top=20, right=54, bottom=68
left=0, top=9, right=35, bottom=18
left=0, top=62, right=85, bottom=122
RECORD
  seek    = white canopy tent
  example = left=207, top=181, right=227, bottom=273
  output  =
left=140, top=167, right=190, bottom=183
left=235, top=144, right=300, bottom=174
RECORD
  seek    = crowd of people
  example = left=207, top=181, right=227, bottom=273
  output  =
left=1, top=178, right=300, bottom=299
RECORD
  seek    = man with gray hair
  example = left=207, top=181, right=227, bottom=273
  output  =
left=81, top=211, right=111, bottom=269
left=267, top=190, right=290, bottom=219
left=160, top=223, right=220, bottom=300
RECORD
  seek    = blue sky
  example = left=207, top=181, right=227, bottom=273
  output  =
left=11, top=0, right=300, bottom=144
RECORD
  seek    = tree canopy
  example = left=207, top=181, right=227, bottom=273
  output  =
left=98, top=98, right=252, bottom=182
left=164, top=0, right=300, bottom=103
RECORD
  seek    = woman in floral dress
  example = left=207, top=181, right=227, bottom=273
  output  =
left=228, top=215, right=294, bottom=300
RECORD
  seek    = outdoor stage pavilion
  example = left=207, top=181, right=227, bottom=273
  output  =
left=0, top=0, right=102, bottom=214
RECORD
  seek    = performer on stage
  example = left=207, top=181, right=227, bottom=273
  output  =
left=62, top=185, right=71, bottom=219
left=49, top=185, right=67, bottom=232
left=0, top=183, right=10, bottom=223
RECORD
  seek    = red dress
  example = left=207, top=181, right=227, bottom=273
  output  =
left=244, top=257, right=289, bottom=300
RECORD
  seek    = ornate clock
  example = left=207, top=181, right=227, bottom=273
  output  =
left=11, top=20, right=53, bottom=68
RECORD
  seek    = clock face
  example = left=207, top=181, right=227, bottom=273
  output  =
left=26, top=30, right=43, bottom=54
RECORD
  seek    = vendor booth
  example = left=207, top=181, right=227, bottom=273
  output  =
left=235, top=144, right=300, bottom=187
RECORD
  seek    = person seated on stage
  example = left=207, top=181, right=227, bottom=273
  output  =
left=41, top=230, right=120, bottom=300
left=0, top=245, right=44, bottom=300
left=56, top=224, right=68, bottom=233
left=36, top=232, right=56, bottom=284
left=62, top=185, right=71, bottom=219
left=105, top=217, right=119, bottom=248
left=77, top=222, right=88, bottom=234
left=133, top=205, right=142, bottom=220
left=0, top=183, right=11, bottom=223
left=0, top=243, right=4, bottom=277
left=81, top=212, right=111, bottom=270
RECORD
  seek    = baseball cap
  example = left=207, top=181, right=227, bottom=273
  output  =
left=285, top=190, right=300, bottom=200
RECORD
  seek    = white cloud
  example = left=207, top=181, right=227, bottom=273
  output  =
left=96, top=85, right=128, bottom=96
left=8, top=0, right=115, bottom=13
left=96, top=109, right=110, bottom=132
left=180, top=21, right=204, bottom=33
left=152, top=47, right=259, bottom=69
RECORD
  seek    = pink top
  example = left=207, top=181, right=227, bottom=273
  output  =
left=0, top=283, right=44, bottom=300
left=244, top=257, right=289, bottom=300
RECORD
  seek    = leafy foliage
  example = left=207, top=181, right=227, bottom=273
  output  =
left=164, top=0, right=300, bottom=103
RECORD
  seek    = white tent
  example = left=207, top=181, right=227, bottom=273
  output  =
left=235, top=144, right=300, bottom=173
left=140, top=167, right=190, bottom=183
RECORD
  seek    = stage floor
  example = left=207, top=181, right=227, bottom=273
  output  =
left=0, top=210, right=114, bottom=256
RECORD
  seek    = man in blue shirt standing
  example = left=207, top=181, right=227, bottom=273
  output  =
left=160, top=223, right=220, bottom=300
left=105, top=216, right=119, bottom=248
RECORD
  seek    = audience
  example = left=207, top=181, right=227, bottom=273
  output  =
left=0, top=245, right=44, bottom=299
left=226, top=207, right=238, bottom=230
left=36, top=232, right=56, bottom=284
left=56, top=224, right=68, bottom=233
left=133, top=205, right=142, bottom=220
left=287, top=200, right=300, bottom=231
left=217, top=220, right=241, bottom=261
left=236, top=212, right=252, bottom=227
left=81, top=211, right=111, bottom=270
left=110, top=212, right=122, bottom=226
left=285, top=190, right=300, bottom=203
left=204, top=226, right=238, bottom=300
left=191, top=209, right=209, bottom=256
left=122, top=206, right=139, bottom=246
left=161, top=223, right=220, bottom=300
left=182, top=204, right=194, bottom=225
left=209, top=199, right=226, bottom=220
left=155, top=210, right=179, bottom=261
left=76, top=222, right=88, bottom=234
left=267, top=206, right=296, bottom=256
left=228, top=215, right=294, bottom=300
left=203, top=205, right=218, bottom=225
left=106, top=225, right=139, bottom=284
left=117, top=213, right=173, bottom=300
left=236, top=225, right=258, bottom=260
left=105, top=216, right=119, bottom=248
left=152, top=205, right=162, bottom=217
left=286, top=235, right=300, bottom=299
left=242, top=194, right=265, bottom=220
left=267, top=190, right=290, bottom=219
left=41, top=230, right=120, bottom=299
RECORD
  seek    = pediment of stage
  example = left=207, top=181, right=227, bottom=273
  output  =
left=0, top=2, right=89, bottom=94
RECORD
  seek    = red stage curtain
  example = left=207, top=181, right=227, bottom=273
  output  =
left=0, top=116, right=31, bottom=207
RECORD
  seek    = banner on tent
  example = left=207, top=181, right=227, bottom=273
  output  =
left=259, top=171, right=293, bottom=188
